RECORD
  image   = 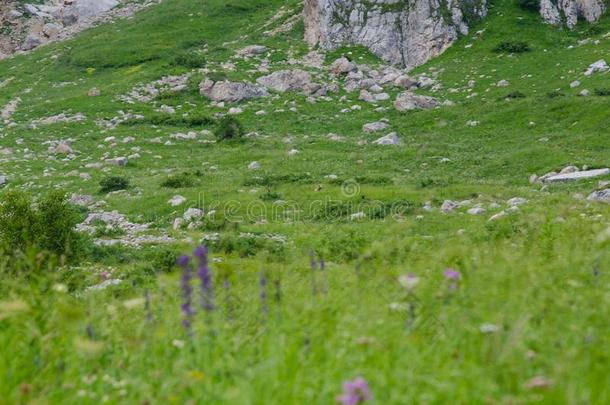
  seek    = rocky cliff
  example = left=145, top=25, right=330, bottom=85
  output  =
left=540, top=0, right=607, bottom=28
left=304, top=0, right=488, bottom=69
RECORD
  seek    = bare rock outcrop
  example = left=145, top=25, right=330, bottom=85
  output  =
left=303, top=0, right=487, bottom=69
left=540, top=0, right=607, bottom=28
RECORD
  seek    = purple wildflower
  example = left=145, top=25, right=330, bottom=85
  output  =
left=444, top=268, right=461, bottom=280
left=194, top=246, right=214, bottom=312
left=259, top=272, right=268, bottom=314
left=144, top=289, right=153, bottom=322
left=336, top=377, right=372, bottom=405
left=178, top=255, right=195, bottom=329
left=309, top=250, right=318, bottom=296
left=444, top=268, right=461, bottom=291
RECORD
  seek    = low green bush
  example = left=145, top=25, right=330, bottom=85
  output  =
left=161, top=173, right=195, bottom=189
left=215, top=116, right=244, bottom=141
left=100, top=176, right=130, bottom=193
left=493, top=41, right=531, bottom=53
left=516, top=0, right=540, bottom=12
left=0, top=190, right=83, bottom=262
left=594, top=88, right=610, bottom=96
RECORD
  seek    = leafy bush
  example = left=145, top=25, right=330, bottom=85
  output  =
left=171, top=51, right=206, bottom=68
left=161, top=173, right=195, bottom=189
left=0, top=190, right=83, bottom=261
left=493, top=41, right=531, bottom=53
left=547, top=90, right=565, bottom=98
left=516, top=0, right=540, bottom=11
left=215, top=116, right=244, bottom=141
left=100, top=176, right=130, bottom=193
left=501, top=91, right=527, bottom=100
left=594, top=88, right=610, bottom=96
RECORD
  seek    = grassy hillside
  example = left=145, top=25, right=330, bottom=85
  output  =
left=0, top=0, right=609, bottom=403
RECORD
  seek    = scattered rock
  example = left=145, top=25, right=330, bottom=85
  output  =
left=168, top=195, right=187, bottom=207
left=256, top=69, right=312, bottom=92
left=585, top=59, right=609, bottom=76
left=236, top=45, right=268, bottom=57
left=248, top=161, right=261, bottom=170
left=329, top=57, right=356, bottom=75
left=373, top=132, right=400, bottom=146
left=183, top=208, right=204, bottom=222
left=199, top=79, right=268, bottom=102
left=363, top=121, right=389, bottom=133
left=587, top=189, right=610, bottom=204
left=441, top=200, right=458, bottom=213
left=467, top=207, right=486, bottom=215
left=394, top=92, right=440, bottom=111
left=543, top=168, right=609, bottom=183
left=105, top=157, right=128, bottom=167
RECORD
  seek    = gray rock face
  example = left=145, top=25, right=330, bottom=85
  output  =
left=540, top=0, right=607, bottom=28
left=256, top=69, right=312, bottom=92
left=65, top=0, right=119, bottom=20
left=304, top=0, right=487, bottom=68
left=199, top=79, right=268, bottom=102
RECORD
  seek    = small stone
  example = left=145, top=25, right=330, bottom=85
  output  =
left=507, top=197, right=527, bottom=207
left=497, top=80, right=509, bottom=87
left=373, top=132, right=400, bottom=146
left=172, top=218, right=184, bottom=230
left=288, top=149, right=299, bottom=156
left=183, top=208, right=204, bottom=222
left=88, top=87, right=101, bottom=97
left=248, top=161, right=261, bottom=170
left=587, top=189, right=610, bottom=204
left=570, top=80, right=581, bottom=88
left=363, top=121, right=389, bottom=133
left=467, top=207, right=486, bottom=215
left=441, top=200, right=458, bottom=213
left=168, top=195, right=186, bottom=207
left=105, top=157, right=128, bottom=167
left=329, top=57, right=356, bottom=75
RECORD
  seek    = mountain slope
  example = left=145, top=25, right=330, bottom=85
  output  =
left=0, top=0, right=609, bottom=403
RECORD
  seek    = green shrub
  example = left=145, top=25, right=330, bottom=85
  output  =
left=493, top=41, right=531, bottom=53
left=501, top=91, right=527, bottom=100
left=0, top=190, right=83, bottom=262
left=160, top=173, right=195, bottom=189
left=594, top=88, right=610, bottom=96
left=215, top=116, right=244, bottom=141
left=171, top=51, right=206, bottom=68
left=547, top=90, right=565, bottom=98
left=516, top=0, right=540, bottom=11
left=100, top=176, right=130, bottom=193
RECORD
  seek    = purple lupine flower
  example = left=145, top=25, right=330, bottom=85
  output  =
left=259, top=272, right=268, bottom=314
left=336, top=377, right=372, bottom=405
left=223, top=277, right=233, bottom=319
left=178, top=255, right=195, bottom=329
left=318, top=255, right=328, bottom=295
left=444, top=268, right=461, bottom=291
left=144, top=289, right=153, bottom=322
left=274, top=278, right=282, bottom=304
left=194, top=246, right=214, bottom=312
left=309, top=250, right=318, bottom=296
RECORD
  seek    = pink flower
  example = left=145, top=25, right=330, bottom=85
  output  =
left=444, top=268, right=461, bottom=280
left=336, top=377, right=372, bottom=405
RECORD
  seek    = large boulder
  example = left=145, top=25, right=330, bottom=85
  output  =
left=199, top=80, right=268, bottom=102
left=394, top=92, right=440, bottom=111
left=304, top=0, right=487, bottom=68
left=256, top=69, right=312, bottom=92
